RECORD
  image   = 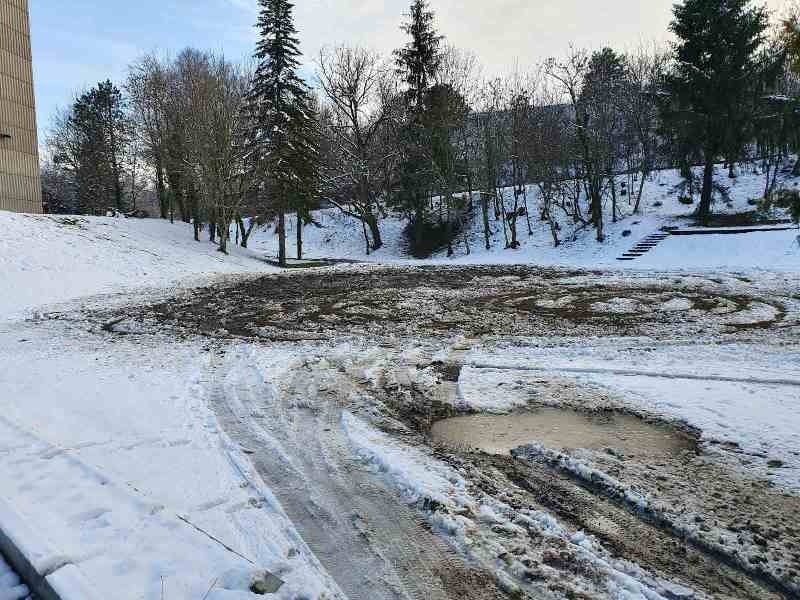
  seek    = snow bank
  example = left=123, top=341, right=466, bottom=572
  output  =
left=640, top=229, right=800, bottom=271
left=0, top=212, right=275, bottom=319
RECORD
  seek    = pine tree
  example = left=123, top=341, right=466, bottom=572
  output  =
left=666, top=0, right=770, bottom=225
left=393, top=0, right=444, bottom=254
left=243, top=0, right=318, bottom=266
left=396, top=0, right=443, bottom=110
left=50, top=80, right=129, bottom=215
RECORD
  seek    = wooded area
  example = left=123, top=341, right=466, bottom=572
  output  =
left=41, top=0, right=800, bottom=264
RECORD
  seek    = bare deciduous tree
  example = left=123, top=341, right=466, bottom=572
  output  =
left=316, top=45, right=391, bottom=253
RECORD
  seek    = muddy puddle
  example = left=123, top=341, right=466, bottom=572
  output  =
left=431, top=408, right=695, bottom=457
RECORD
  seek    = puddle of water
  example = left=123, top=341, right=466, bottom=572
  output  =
left=430, top=408, right=693, bottom=457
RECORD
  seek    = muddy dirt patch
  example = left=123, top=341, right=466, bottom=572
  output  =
left=124, top=266, right=792, bottom=342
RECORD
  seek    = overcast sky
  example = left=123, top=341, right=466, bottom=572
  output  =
left=30, top=0, right=790, bottom=140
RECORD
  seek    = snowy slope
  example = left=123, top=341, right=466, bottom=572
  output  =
left=0, top=212, right=276, bottom=319
left=2, top=163, right=796, bottom=324
left=247, top=164, right=800, bottom=271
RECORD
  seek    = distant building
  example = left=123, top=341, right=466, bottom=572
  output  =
left=0, top=0, right=41, bottom=213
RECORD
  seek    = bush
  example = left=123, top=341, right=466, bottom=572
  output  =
left=772, top=189, right=800, bottom=224
left=678, top=196, right=694, bottom=205
left=404, top=214, right=466, bottom=258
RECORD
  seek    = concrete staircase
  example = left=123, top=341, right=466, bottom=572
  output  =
left=616, top=231, right=671, bottom=261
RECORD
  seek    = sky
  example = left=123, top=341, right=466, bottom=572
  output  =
left=30, top=0, right=790, bottom=142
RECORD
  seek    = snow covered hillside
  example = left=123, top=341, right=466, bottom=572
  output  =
left=247, top=164, right=800, bottom=271
left=2, top=165, right=797, bottom=322
left=0, top=213, right=275, bottom=318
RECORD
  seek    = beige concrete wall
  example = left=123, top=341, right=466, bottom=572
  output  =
left=0, top=0, right=41, bottom=213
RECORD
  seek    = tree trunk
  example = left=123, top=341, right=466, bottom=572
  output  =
left=278, top=211, right=287, bottom=267
left=238, top=217, right=257, bottom=249
left=414, top=202, right=424, bottom=252
left=481, top=193, right=491, bottom=250
left=156, top=158, right=167, bottom=219
left=366, top=212, right=382, bottom=251
left=218, top=221, right=228, bottom=254
left=633, top=170, right=647, bottom=214
left=296, top=212, right=303, bottom=260
left=522, top=186, right=533, bottom=235
left=610, top=179, right=618, bottom=223
left=362, top=219, right=371, bottom=256
left=591, top=182, right=604, bottom=242
left=209, top=222, right=216, bottom=243
left=698, top=158, right=715, bottom=226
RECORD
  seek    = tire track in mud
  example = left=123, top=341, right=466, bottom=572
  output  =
left=206, top=349, right=507, bottom=600
left=466, top=453, right=789, bottom=600
left=357, top=360, right=794, bottom=600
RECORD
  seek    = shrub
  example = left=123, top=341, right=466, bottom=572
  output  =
left=678, top=196, right=694, bottom=205
left=404, top=214, right=465, bottom=258
left=773, top=189, right=800, bottom=224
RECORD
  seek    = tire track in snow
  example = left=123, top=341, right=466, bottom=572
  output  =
left=207, top=347, right=507, bottom=600
left=467, top=363, right=800, bottom=388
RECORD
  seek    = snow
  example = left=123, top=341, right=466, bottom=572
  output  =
left=0, top=213, right=276, bottom=319
left=244, top=164, right=800, bottom=272
left=0, top=161, right=797, bottom=598
left=342, top=411, right=470, bottom=509
left=0, top=322, right=342, bottom=600
left=637, top=228, right=800, bottom=271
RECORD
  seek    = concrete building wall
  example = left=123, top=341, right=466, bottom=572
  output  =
left=0, top=0, right=41, bottom=213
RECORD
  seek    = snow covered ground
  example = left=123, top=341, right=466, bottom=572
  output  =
left=0, top=213, right=275, bottom=319
left=0, top=319, right=343, bottom=600
left=246, top=164, right=800, bottom=271
left=0, top=162, right=798, bottom=600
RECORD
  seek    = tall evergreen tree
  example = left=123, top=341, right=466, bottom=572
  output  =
left=665, top=0, right=770, bottom=225
left=51, top=80, right=129, bottom=214
left=243, top=0, right=318, bottom=266
left=396, top=0, right=443, bottom=110
left=393, top=0, right=444, bottom=253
